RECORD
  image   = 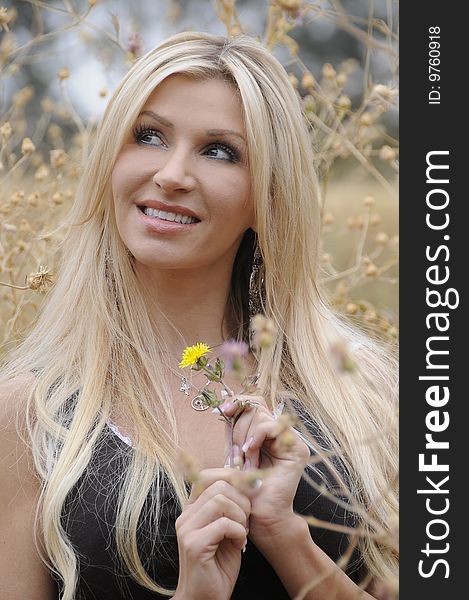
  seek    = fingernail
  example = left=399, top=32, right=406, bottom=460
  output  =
left=232, top=444, right=243, bottom=469
left=242, top=541, right=247, bottom=553
left=220, top=399, right=232, bottom=411
left=242, top=436, right=254, bottom=453
left=253, top=478, right=263, bottom=489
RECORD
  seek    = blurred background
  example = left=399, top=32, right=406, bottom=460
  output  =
left=0, top=0, right=398, bottom=352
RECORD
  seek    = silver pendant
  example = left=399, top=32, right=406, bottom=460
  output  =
left=191, top=395, right=210, bottom=411
left=179, top=377, right=191, bottom=396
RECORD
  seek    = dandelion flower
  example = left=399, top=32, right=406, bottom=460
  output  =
left=178, top=343, right=211, bottom=368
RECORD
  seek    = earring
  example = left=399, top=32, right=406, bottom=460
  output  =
left=248, top=239, right=266, bottom=318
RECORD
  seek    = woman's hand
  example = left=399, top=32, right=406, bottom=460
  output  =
left=174, top=469, right=251, bottom=600
left=221, top=395, right=310, bottom=547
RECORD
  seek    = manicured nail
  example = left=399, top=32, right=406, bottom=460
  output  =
left=242, top=436, right=254, bottom=453
left=253, top=478, right=263, bottom=489
left=242, top=541, right=247, bottom=553
left=220, top=399, right=232, bottom=411
left=232, top=444, right=243, bottom=469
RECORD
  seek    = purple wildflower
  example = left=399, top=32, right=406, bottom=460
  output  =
left=219, top=339, right=249, bottom=372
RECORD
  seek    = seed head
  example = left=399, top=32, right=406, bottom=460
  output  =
left=276, top=0, right=302, bottom=13
left=301, top=71, right=316, bottom=90
left=336, top=73, right=347, bottom=87
left=0, top=7, right=11, bottom=31
left=322, top=212, right=334, bottom=226
left=21, top=137, right=35, bottom=155
left=363, top=195, right=375, bottom=207
left=365, top=263, right=378, bottom=277
left=322, top=63, right=336, bottom=80
left=34, top=164, right=49, bottom=181
left=288, top=73, right=299, bottom=88
left=27, top=193, right=39, bottom=207
left=176, top=450, right=200, bottom=484
left=48, top=124, right=62, bottom=141
left=50, top=148, right=68, bottom=168
left=99, top=88, right=108, bottom=98
left=337, top=95, right=351, bottom=110
left=370, top=213, right=382, bottom=227
left=302, top=94, right=316, bottom=113
left=346, top=303, right=359, bottom=315
left=379, top=319, right=389, bottom=332
left=27, top=266, right=54, bottom=293
left=359, top=112, right=373, bottom=127
left=371, top=84, right=397, bottom=104
left=58, top=67, right=69, bottom=81
left=229, top=24, right=242, bottom=36
left=375, top=232, right=389, bottom=245
left=10, top=190, right=24, bottom=205
left=13, top=86, right=34, bottom=108
left=379, top=145, right=397, bottom=162
left=127, top=32, right=143, bottom=60
left=330, top=341, right=356, bottom=373
left=0, top=121, right=12, bottom=140
left=41, top=97, right=55, bottom=112
left=250, top=314, right=277, bottom=351
left=52, top=192, right=64, bottom=205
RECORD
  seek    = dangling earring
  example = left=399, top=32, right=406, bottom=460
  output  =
left=248, top=238, right=266, bottom=319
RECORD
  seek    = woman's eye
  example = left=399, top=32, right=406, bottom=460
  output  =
left=205, top=144, right=238, bottom=162
left=133, top=126, right=164, bottom=147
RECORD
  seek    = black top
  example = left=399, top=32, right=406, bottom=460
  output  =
left=54, top=421, right=365, bottom=599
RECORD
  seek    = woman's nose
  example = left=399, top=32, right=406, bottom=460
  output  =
left=152, top=149, right=195, bottom=193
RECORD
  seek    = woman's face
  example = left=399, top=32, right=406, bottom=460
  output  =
left=111, top=74, right=254, bottom=273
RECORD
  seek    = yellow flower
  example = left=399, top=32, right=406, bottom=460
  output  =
left=178, top=343, right=211, bottom=368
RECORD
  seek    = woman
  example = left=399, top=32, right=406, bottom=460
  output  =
left=0, top=32, right=398, bottom=599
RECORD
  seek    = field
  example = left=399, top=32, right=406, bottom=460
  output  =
left=0, top=0, right=398, bottom=355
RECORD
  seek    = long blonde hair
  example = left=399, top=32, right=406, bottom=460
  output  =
left=1, top=31, right=398, bottom=598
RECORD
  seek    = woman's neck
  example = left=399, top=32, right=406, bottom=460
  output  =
left=135, top=261, right=239, bottom=356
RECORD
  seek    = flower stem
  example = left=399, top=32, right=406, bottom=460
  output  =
left=0, top=281, right=29, bottom=290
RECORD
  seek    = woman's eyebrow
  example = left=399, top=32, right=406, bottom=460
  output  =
left=138, top=110, right=246, bottom=143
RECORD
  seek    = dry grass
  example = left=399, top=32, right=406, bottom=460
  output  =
left=0, top=1, right=399, bottom=597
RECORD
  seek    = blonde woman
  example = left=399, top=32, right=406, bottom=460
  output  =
left=0, top=32, right=398, bottom=599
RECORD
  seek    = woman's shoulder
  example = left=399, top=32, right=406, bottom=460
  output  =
left=0, top=374, right=58, bottom=599
left=0, top=373, right=38, bottom=487
left=0, top=372, right=36, bottom=427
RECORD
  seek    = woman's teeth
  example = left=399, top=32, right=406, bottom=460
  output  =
left=142, top=207, right=198, bottom=224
